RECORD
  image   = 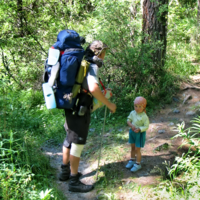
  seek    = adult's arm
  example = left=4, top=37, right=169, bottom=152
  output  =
left=88, top=82, right=116, bottom=113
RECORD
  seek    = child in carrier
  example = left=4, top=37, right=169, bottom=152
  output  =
left=126, top=96, right=149, bottom=172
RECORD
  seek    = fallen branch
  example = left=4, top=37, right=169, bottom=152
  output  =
left=0, top=46, right=24, bottom=89
left=147, top=135, right=159, bottom=142
left=182, top=85, right=200, bottom=90
left=182, top=94, right=192, bottom=105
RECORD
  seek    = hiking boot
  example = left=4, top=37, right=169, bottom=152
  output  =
left=69, top=174, right=94, bottom=193
left=59, top=163, right=82, bottom=181
left=59, top=163, right=70, bottom=181
left=126, top=160, right=135, bottom=169
left=48, top=62, right=60, bottom=87
left=130, top=164, right=142, bottom=172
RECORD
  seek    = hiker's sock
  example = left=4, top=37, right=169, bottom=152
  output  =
left=71, top=173, right=77, bottom=176
left=130, top=158, right=135, bottom=161
left=136, top=162, right=140, bottom=165
left=71, top=172, right=82, bottom=178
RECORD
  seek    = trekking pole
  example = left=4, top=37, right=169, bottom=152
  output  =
left=96, top=75, right=110, bottom=180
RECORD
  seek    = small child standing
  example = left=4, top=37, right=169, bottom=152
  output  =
left=126, top=96, right=149, bottom=172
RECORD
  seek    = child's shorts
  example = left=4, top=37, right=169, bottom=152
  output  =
left=129, top=129, right=146, bottom=148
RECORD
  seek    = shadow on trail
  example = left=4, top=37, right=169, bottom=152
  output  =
left=81, top=153, right=175, bottom=187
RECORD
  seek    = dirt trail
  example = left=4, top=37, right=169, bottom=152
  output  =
left=43, top=75, right=200, bottom=200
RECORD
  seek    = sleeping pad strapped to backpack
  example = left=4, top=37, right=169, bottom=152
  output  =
left=43, top=29, right=90, bottom=111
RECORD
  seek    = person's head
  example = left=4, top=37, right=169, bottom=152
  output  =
left=134, top=96, right=147, bottom=113
left=85, top=40, right=109, bottom=60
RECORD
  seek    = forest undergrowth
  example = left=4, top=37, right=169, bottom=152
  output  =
left=1, top=0, right=200, bottom=199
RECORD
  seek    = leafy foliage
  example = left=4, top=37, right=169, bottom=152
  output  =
left=1, top=0, right=200, bottom=199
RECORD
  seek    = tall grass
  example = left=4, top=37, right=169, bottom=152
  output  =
left=0, top=81, right=65, bottom=200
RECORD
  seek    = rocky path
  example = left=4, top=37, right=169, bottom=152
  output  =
left=43, top=146, right=97, bottom=200
left=43, top=76, right=200, bottom=200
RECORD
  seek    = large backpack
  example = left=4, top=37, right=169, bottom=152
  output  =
left=43, top=29, right=89, bottom=110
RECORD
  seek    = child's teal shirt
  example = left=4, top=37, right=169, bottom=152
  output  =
left=127, top=110, right=149, bottom=132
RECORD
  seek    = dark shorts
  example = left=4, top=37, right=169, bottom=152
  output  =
left=63, top=109, right=91, bottom=148
left=129, top=129, right=146, bottom=148
left=63, top=92, right=93, bottom=148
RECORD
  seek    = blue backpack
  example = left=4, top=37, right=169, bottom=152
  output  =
left=43, top=29, right=85, bottom=109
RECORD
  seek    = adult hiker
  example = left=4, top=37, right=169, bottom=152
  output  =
left=59, top=40, right=117, bottom=193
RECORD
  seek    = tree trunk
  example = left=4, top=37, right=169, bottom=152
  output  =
left=142, top=0, right=168, bottom=68
left=17, top=0, right=24, bottom=37
left=198, top=0, right=200, bottom=26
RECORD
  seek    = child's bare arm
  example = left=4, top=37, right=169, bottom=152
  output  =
left=134, top=128, right=141, bottom=133
left=127, top=121, right=136, bottom=131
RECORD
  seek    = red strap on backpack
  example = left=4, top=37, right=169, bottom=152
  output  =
left=99, top=78, right=106, bottom=92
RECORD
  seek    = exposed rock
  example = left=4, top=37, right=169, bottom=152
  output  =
left=173, top=97, right=180, bottom=102
left=195, top=101, right=200, bottom=107
left=186, top=111, right=196, bottom=116
left=158, top=129, right=165, bottom=134
left=173, top=109, right=180, bottom=113
left=160, top=117, right=164, bottom=122
left=168, top=122, right=174, bottom=126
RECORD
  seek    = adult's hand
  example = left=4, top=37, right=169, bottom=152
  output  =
left=89, top=83, right=117, bottom=113
left=107, top=102, right=116, bottom=113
